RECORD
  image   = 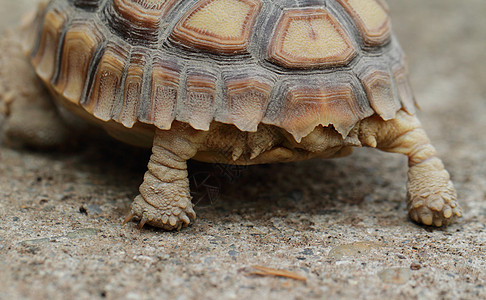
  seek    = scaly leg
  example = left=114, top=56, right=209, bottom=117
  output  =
left=125, top=123, right=207, bottom=230
left=359, top=110, right=462, bottom=226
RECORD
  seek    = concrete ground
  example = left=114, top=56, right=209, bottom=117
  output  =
left=0, top=0, right=484, bottom=299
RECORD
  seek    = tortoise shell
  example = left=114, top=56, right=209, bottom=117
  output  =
left=23, top=0, right=415, bottom=142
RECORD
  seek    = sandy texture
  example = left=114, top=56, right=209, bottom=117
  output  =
left=0, top=0, right=485, bottom=299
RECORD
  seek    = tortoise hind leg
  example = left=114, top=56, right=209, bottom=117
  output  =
left=359, top=110, right=462, bottom=226
left=125, top=124, right=206, bottom=230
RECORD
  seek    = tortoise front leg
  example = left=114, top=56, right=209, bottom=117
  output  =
left=0, top=30, right=70, bottom=148
left=125, top=124, right=206, bottom=230
left=3, top=92, right=72, bottom=149
left=359, top=110, right=462, bottom=226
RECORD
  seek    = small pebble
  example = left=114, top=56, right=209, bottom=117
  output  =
left=79, top=206, right=88, bottom=215
left=66, top=228, right=98, bottom=238
left=20, top=238, right=49, bottom=246
left=328, top=242, right=382, bottom=259
left=300, top=248, right=313, bottom=255
left=378, top=268, right=411, bottom=285
left=87, top=204, right=103, bottom=214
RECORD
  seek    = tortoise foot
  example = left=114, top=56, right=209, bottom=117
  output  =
left=5, top=107, right=70, bottom=149
left=407, top=158, right=462, bottom=226
left=126, top=194, right=196, bottom=231
left=125, top=171, right=196, bottom=230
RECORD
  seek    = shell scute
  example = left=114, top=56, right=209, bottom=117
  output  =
left=170, top=0, right=262, bottom=54
left=355, top=59, right=401, bottom=120
left=263, top=74, right=374, bottom=141
left=31, top=5, right=70, bottom=82
left=223, top=71, right=274, bottom=132
left=54, top=19, right=105, bottom=104
left=390, top=54, right=416, bottom=114
left=337, top=0, right=391, bottom=46
left=268, top=8, right=356, bottom=69
left=106, top=0, right=176, bottom=45
left=147, top=56, right=181, bottom=129
left=115, top=47, right=149, bottom=128
left=177, top=69, right=217, bottom=130
left=393, top=67, right=415, bottom=115
left=84, top=42, right=130, bottom=121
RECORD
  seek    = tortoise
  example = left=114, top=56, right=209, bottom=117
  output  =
left=0, top=0, right=462, bottom=230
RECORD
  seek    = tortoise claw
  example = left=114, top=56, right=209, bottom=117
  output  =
left=407, top=159, right=462, bottom=227
left=137, top=216, right=148, bottom=230
left=122, top=212, right=135, bottom=226
left=127, top=195, right=196, bottom=231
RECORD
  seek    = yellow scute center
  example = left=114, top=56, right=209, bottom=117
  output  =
left=347, top=0, right=388, bottom=31
left=185, top=0, right=252, bottom=39
left=282, top=17, right=349, bottom=60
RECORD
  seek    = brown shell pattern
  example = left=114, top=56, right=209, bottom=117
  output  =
left=26, top=0, right=416, bottom=142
